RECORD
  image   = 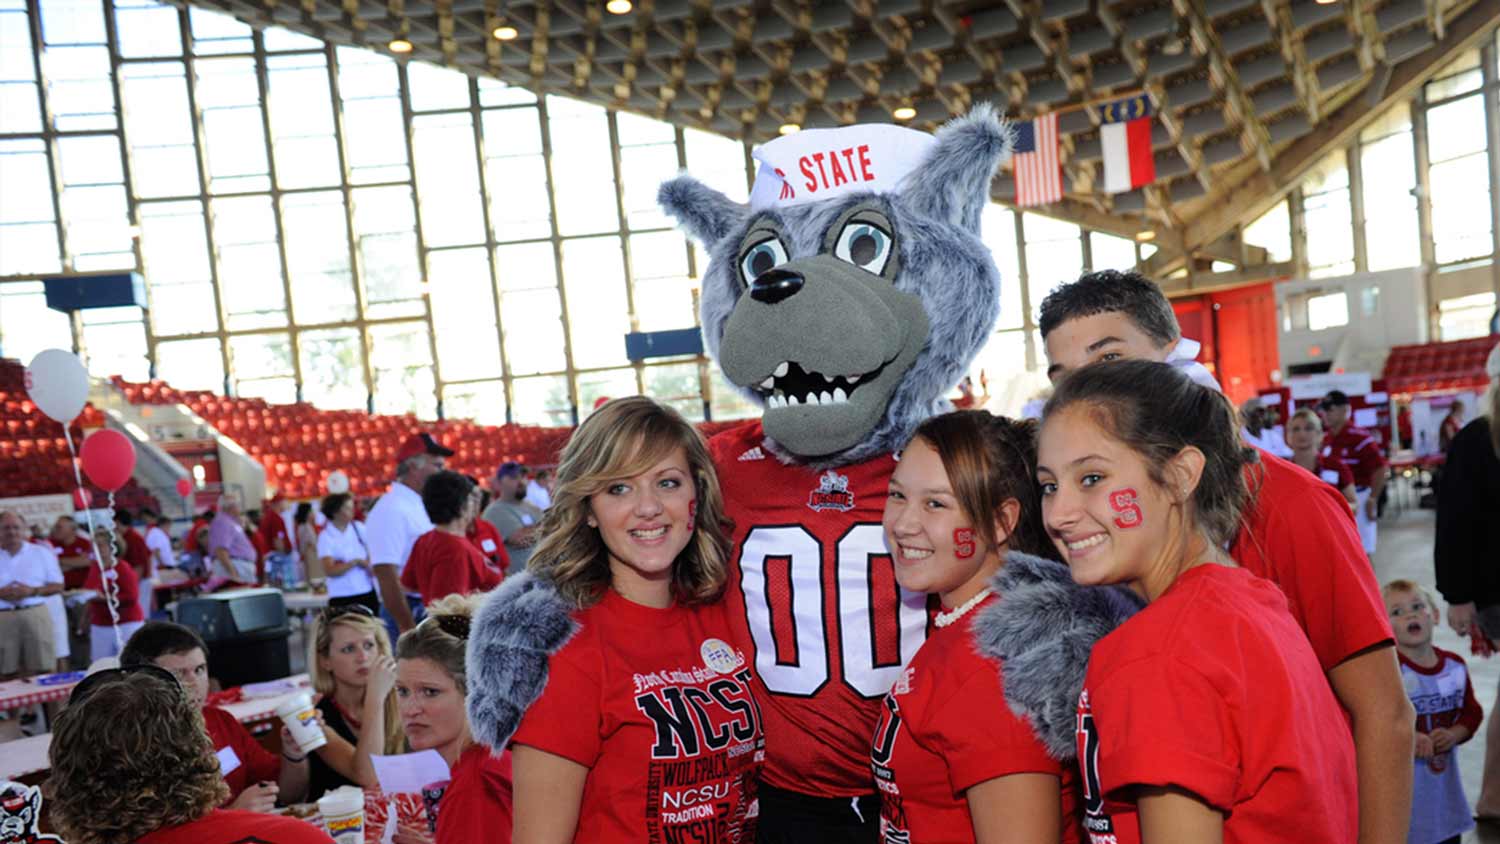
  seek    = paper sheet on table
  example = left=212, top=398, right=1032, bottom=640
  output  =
left=240, top=679, right=301, bottom=698
left=371, top=750, right=452, bottom=794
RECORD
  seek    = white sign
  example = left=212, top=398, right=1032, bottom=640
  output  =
left=0, top=494, right=73, bottom=531
left=748, top=124, right=937, bottom=210
left=1287, top=372, right=1374, bottom=401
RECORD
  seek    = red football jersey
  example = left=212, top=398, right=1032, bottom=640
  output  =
left=511, top=591, right=763, bottom=842
left=871, top=595, right=1081, bottom=844
left=434, top=744, right=513, bottom=844
left=1229, top=448, right=1390, bottom=673
left=136, top=809, right=332, bottom=844
left=709, top=422, right=931, bottom=797
left=1076, top=565, right=1357, bottom=844
left=1324, top=424, right=1386, bottom=488
left=400, top=530, right=502, bottom=606
left=203, top=706, right=281, bottom=803
left=83, top=560, right=144, bottom=625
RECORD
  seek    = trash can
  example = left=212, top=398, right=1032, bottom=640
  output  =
left=175, top=588, right=291, bottom=687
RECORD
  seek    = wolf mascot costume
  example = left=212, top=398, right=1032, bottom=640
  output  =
left=466, top=105, right=1130, bottom=842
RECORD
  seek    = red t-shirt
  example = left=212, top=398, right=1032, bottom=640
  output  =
left=259, top=510, right=291, bottom=554
left=399, top=530, right=502, bottom=605
left=465, top=518, right=511, bottom=575
left=82, top=560, right=144, bottom=625
left=203, top=705, right=281, bottom=803
left=434, top=744, right=514, bottom=844
left=1324, top=423, right=1387, bottom=488
left=1076, top=564, right=1357, bottom=844
left=122, top=526, right=153, bottom=581
left=872, top=595, right=1081, bottom=844
left=1229, top=449, right=1391, bottom=673
left=511, top=590, right=764, bottom=842
left=1313, top=453, right=1355, bottom=492
left=51, top=535, right=94, bottom=589
left=709, top=421, right=928, bottom=797
left=137, top=809, right=332, bottom=843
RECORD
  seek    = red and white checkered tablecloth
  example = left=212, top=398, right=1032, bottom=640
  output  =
left=0, top=676, right=79, bottom=712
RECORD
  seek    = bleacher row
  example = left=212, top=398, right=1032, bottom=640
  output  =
left=0, top=359, right=108, bottom=499
left=111, top=376, right=748, bottom=500
left=1382, top=336, right=1497, bottom=395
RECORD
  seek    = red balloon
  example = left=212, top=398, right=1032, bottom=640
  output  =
left=72, top=488, right=91, bottom=510
left=80, top=429, right=136, bottom=492
left=175, top=477, right=193, bottom=497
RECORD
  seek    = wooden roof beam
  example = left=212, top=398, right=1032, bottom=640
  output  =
left=1179, top=0, right=1500, bottom=264
left=1263, top=0, right=1322, bottom=123
left=1178, top=0, right=1275, bottom=173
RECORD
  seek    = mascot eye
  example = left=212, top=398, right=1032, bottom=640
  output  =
left=739, top=237, right=790, bottom=286
left=833, top=221, right=893, bottom=274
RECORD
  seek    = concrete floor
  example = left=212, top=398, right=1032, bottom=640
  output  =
left=1371, top=507, right=1498, bottom=843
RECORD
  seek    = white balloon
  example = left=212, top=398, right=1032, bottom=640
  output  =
left=327, top=470, right=350, bottom=494
left=25, top=348, right=89, bottom=424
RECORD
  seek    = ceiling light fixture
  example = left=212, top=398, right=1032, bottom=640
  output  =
left=492, top=24, right=518, bottom=40
left=1135, top=230, right=1156, bottom=242
left=1314, top=0, right=1337, bottom=5
left=388, top=36, right=413, bottom=53
left=606, top=0, right=633, bottom=14
left=892, top=104, right=917, bottom=121
left=778, top=122, right=800, bottom=135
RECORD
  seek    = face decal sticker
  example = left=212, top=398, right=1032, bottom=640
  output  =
left=1108, top=488, right=1142, bottom=530
left=953, top=528, right=976, bottom=559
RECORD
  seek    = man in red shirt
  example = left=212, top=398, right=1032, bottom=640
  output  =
left=49, top=515, right=94, bottom=589
left=116, top=508, right=153, bottom=582
left=400, top=471, right=500, bottom=606
left=1038, top=269, right=1412, bottom=844
left=120, top=622, right=310, bottom=811
left=1321, top=389, right=1389, bottom=554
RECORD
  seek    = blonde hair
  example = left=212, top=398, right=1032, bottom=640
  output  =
left=1288, top=407, right=1323, bottom=431
left=527, top=396, right=730, bottom=609
left=1381, top=578, right=1437, bottom=609
left=397, top=592, right=483, bottom=694
left=308, top=610, right=403, bottom=755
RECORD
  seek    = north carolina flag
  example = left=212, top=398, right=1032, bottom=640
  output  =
left=1099, top=95, right=1155, bottom=194
left=1012, top=113, right=1061, bottom=207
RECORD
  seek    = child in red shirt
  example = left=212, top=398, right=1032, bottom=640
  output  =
left=873, top=411, right=1080, bottom=844
left=500, top=397, right=763, bottom=842
left=1037, top=361, right=1357, bottom=843
left=400, top=472, right=502, bottom=605
left=392, top=593, right=512, bottom=844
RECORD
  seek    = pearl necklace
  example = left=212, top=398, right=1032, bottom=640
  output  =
left=934, top=588, right=992, bottom=628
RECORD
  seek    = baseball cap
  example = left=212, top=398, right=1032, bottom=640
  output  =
left=495, top=461, right=524, bottom=480
left=1319, top=390, right=1350, bottom=409
left=395, top=432, right=454, bottom=463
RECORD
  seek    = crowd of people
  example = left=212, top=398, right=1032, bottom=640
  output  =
left=7, top=268, right=1499, bottom=844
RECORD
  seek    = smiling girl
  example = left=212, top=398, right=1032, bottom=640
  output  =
left=506, top=396, right=763, bottom=844
left=873, top=411, right=1079, bottom=844
left=1036, top=360, right=1357, bottom=844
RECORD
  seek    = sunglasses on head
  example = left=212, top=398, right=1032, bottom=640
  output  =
left=70, top=663, right=181, bottom=705
left=320, top=603, right=375, bottom=622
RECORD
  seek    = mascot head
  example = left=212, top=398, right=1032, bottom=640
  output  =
left=660, top=105, right=1012, bottom=467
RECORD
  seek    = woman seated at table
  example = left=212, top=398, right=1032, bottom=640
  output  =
left=305, top=603, right=405, bottom=800
left=395, top=593, right=511, bottom=844
left=48, top=665, right=332, bottom=844
left=120, top=621, right=311, bottom=812
left=318, top=493, right=379, bottom=615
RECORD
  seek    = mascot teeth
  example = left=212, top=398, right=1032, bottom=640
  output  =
left=774, top=362, right=790, bottom=377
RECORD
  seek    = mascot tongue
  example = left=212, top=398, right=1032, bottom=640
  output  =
left=660, top=106, right=1014, bottom=466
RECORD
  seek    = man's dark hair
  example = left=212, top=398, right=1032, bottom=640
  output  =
left=1037, top=269, right=1180, bottom=346
left=120, top=621, right=208, bottom=666
left=422, top=471, right=476, bottom=525
left=114, top=508, right=134, bottom=527
left=320, top=492, right=352, bottom=522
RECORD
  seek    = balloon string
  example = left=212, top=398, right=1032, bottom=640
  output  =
left=64, top=426, right=123, bottom=652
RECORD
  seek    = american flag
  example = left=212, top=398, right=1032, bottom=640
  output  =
left=1012, top=113, right=1062, bottom=207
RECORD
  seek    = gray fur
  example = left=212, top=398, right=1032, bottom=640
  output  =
left=971, top=552, right=1145, bottom=761
left=465, top=572, right=578, bottom=752
left=658, top=106, right=1014, bottom=468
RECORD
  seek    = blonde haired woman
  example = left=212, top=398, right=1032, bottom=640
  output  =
left=468, top=396, right=764, bottom=844
left=305, top=604, right=404, bottom=799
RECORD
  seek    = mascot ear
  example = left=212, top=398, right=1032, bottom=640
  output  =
left=902, top=103, right=1013, bottom=233
left=658, top=174, right=746, bottom=248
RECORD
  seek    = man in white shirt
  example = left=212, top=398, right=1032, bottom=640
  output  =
left=144, top=512, right=175, bottom=570
left=524, top=469, right=553, bottom=511
left=0, top=510, right=64, bottom=679
left=365, top=432, right=451, bottom=640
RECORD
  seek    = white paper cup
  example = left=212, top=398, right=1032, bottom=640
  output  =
left=318, top=786, right=365, bottom=844
left=274, top=693, right=327, bottom=754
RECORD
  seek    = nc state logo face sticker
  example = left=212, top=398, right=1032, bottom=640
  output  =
left=1108, top=488, right=1143, bottom=530
left=952, top=528, right=976, bottom=560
